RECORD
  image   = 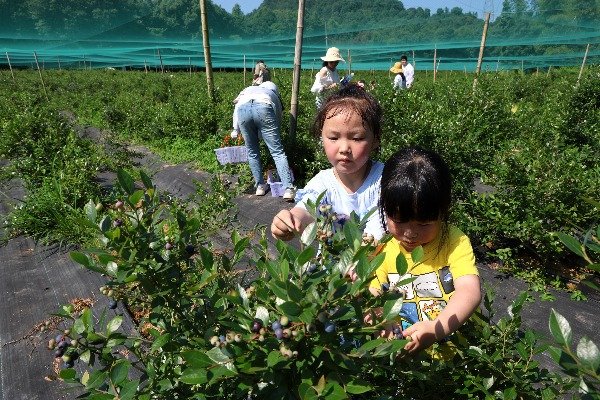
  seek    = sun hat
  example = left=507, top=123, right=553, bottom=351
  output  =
left=321, top=47, right=345, bottom=62
left=390, top=61, right=403, bottom=74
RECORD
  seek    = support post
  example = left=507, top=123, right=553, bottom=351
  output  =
left=473, top=12, right=490, bottom=89
left=33, top=51, right=49, bottom=100
left=158, top=49, right=164, bottom=74
left=433, top=47, right=437, bottom=82
left=244, top=54, right=247, bottom=86
left=289, top=0, right=306, bottom=141
left=199, top=0, right=215, bottom=100
left=6, top=52, right=14, bottom=81
left=576, top=43, right=590, bottom=87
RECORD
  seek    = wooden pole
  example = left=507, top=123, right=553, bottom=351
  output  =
left=199, top=0, right=215, bottom=100
left=576, top=43, right=590, bottom=86
left=144, top=59, right=148, bottom=74
left=189, top=57, right=192, bottom=76
left=433, top=47, right=437, bottom=82
left=57, top=57, right=61, bottom=70
left=158, top=49, right=164, bottom=74
left=289, top=0, right=306, bottom=141
left=546, top=66, right=551, bottom=76
left=33, top=51, right=49, bottom=100
left=473, top=12, right=490, bottom=89
left=244, top=54, right=246, bottom=86
left=412, top=50, right=415, bottom=69
left=6, top=52, right=14, bottom=81
left=347, top=49, right=351, bottom=75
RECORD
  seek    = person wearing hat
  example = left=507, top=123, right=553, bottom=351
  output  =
left=310, top=47, right=345, bottom=109
left=390, top=61, right=406, bottom=90
left=232, top=81, right=296, bottom=201
left=400, top=54, right=415, bottom=88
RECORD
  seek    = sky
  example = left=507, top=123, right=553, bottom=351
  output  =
left=212, top=0, right=502, bottom=19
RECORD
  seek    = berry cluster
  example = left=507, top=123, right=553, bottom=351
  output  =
left=48, top=330, right=78, bottom=368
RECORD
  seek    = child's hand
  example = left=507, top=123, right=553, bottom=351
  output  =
left=401, top=320, right=440, bottom=354
left=271, top=210, right=300, bottom=241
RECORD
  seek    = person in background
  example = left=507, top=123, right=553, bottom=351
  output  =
left=366, top=147, right=481, bottom=359
left=252, top=60, right=270, bottom=86
left=390, top=61, right=406, bottom=90
left=232, top=81, right=295, bottom=200
left=400, top=54, right=415, bottom=88
left=310, top=47, right=345, bottom=109
left=271, top=84, right=385, bottom=242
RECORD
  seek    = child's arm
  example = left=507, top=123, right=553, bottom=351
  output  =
left=401, top=274, right=481, bottom=354
left=270, top=207, right=314, bottom=241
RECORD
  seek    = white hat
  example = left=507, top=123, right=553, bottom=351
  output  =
left=260, top=81, right=278, bottom=93
left=321, top=47, right=345, bottom=62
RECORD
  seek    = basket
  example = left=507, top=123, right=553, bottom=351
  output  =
left=269, top=181, right=286, bottom=197
left=214, top=145, right=248, bottom=165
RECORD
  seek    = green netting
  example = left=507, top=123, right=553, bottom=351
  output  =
left=1, top=0, right=599, bottom=71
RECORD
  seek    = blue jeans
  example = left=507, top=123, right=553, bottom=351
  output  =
left=237, top=101, right=293, bottom=188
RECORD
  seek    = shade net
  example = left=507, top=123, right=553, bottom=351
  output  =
left=1, top=0, right=598, bottom=71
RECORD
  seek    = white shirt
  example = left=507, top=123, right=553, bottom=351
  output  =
left=232, top=85, right=282, bottom=131
left=403, top=62, right=415, bottom=88
left=295, top=161, right=385, bottom=239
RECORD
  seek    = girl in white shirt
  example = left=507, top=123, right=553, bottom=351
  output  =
left=310, top=47, right=345, bottom=110
left=271, top=84, right=385, bottom=241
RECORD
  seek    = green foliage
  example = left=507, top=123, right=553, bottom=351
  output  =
left=50, top=170, right=567, bottom=399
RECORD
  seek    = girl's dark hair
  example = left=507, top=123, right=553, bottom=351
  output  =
left=379, top=147, right=451, bottom=232
left=312, top=84, right=382, bottom=144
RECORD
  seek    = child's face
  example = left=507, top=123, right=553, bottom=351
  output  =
left=321, top=109, right=378, bottom=180
left=386, top=217, right=441, bottom=252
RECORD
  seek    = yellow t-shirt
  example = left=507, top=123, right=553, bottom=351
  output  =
left=370, top=225, right=478, bottom=329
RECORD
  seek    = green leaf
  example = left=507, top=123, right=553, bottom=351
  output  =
left=345, top=380, right=372, bottom=394
left=118, top=379, right=139, bottom=400
left=99, top=215, right=111, bottom=233
left=150, top=333, right=171, bottom=352
left=110, top=360, right=130, bottom=385
left=298, top=382, right=319, bottom=400
left=129, top=190, right=144, bottom=207
left=106, top=316, right=123, bottom=334
left=84, top=199, right=97, bottom=222
left=576, top=336, right=600, bottom=372
left=557, top=232, right=585, bottom=258
left=182, top=350, right=215, bottom=368
left=180, top=368, right=208, bottom=385
left=81, top=308, right=93, bottom=331
left=139, top=170, right=153, bottom=189
left=395, top=253, right=408, bottom=275
left=267, top=350, right=286, bottom=367
left=549, top=309, right=572, bottom=346
left=279, top=301, right=302, bottom=317
left=70, top=251, right=90, bottom=267
left=503, top=386, right=517, bottom=400
left=411, top=246, right=424, bottom=263
left=301, top=221, right=317, bottom=247
left=206, top=347, right=231, bottom=364
left=84, top=370, right=107, bottom=389
left=296, top=247, right=315, bottom=269
left=353, top=338, right=387, bottom=357
left=59, top=368, right=76, bottom=380
left=117, top=169, right=135, bottom=194
left=382, top=297, right=404, bottom=322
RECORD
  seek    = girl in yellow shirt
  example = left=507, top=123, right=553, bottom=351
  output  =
left=368, top=147, right=481, bottom=356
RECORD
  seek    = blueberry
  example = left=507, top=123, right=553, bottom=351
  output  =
left=274, top=328, right=284, bottom=340
left=108, top=300, right=118, bottom=309
left=165, top=243, right=174, bottom=251
left=381, top=283, right=390, bottom=292
left=271, top=321, right=282, bottom=331
left=54, top=348, right=65, bottom=358
left=113, top=218, right=123, bottom=227
left=64, top=360, right=75, bottom=368
left=219, top=335, right=226, bottom=343
left=324, top=322, right=336, bottom=333
left=251, top=320, right=262, bottom=333
left=185, top=244, right=195, bottom=255
left=57, top=340, right=70, bottom=349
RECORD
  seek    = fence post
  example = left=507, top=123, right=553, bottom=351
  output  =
left=34, top=51, right=49, bottom=100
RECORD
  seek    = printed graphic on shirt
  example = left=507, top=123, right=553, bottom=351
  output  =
left=420, top=299, right=447, bottom=321
left=440, top=265, right=454, bottom=293
left=388, top=267, right=455, bottom=326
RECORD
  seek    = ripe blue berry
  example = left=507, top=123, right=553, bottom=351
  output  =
left=165, top=242, right=174, bottom=251
left=274, top=328, right=284, bottom=340
left=108, top=300, right=118, bottom=309
left=324, top=322, right=336, bottom=333
left=251, top=320, right=262, bottom=333
left=113, top=218, right=123, bottom=227
left=185, top=244, right=195, bottom=255
left=381, top=283, right=390, bottom=292
left=271, top=321, right=282, bottom=331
